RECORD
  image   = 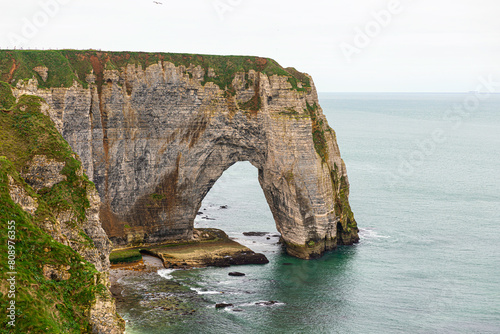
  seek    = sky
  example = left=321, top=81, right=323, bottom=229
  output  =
left=0, top=0, right=499, bottom=92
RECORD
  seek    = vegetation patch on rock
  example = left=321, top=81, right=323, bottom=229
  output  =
left=110, top=248, right=143, bottom=265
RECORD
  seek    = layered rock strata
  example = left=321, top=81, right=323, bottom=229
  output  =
left=2, top=50, right=359, bottom=259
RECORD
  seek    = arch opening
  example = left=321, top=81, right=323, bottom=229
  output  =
left=194, top=161, right=281, bottom=253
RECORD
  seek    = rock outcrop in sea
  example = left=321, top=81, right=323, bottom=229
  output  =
left=1, top=50, right=359, bottom=259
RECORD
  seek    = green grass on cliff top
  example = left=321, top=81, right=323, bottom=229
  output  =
left=0, top=85, right=113, bottom=332
left=0, top=49, right=311, bottom=91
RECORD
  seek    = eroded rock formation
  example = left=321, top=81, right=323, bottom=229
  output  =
left=3, top=50, right=359, bottom=259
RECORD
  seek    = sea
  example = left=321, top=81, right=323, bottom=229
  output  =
left=117, top=93, right=500, bottom=334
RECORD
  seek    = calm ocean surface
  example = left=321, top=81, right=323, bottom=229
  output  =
left=120, top=93, right=500, bottom=334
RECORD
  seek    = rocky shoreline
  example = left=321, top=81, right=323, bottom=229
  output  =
left=109, top=255, right=164, bottom=303
left=110, top=255, right=201, bottom=327
left=109, top=229, right=272, bottom=328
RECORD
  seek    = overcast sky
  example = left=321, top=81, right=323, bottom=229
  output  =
left=1, top=0, right=499, bottom=92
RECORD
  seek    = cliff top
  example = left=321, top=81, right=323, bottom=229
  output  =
left=0, top=49, right=311, bottom=91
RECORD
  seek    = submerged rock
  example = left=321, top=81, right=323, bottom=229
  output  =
left=255, top=301, right=280, bottom=306
left=243, top=232, right=269, bottom=237
left=215, top=303, right=233, bottom=309
left=228, top=272, right=245, bottom=277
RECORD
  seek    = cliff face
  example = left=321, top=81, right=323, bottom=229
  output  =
left=0, top=91, right=124, bottom=332
left=1, top=50, right=359, bottom=259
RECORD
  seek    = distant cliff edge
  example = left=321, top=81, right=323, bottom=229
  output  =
left=0, top=50, right=359, bottom=260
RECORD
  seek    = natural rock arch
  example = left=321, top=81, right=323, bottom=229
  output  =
left=11, top=52, right=359, bottom=259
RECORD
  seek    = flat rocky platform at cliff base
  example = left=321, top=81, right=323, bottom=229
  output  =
left=110, top=228, right=269, bottom=269
left=0, top=49, right=311, bottom=92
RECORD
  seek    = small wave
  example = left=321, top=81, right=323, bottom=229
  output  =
left=223, top=307, right=246, bottom=313
left=358, top=227, right=390, bottom=239
left=191, top=287, right=222, bottom=295
left=157, top=268, right=177, bottom=280
left=239, top=300, right=285, bottom=307
left=217, top=280, right=235, bottom=285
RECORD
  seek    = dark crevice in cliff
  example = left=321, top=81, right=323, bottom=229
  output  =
left=90, top=54, right=111, bottom=203
left=125, top=79, right=133, bottom=96
left=89, top=89, right=95, bottom=149
left=336, top=221, right=345, bottom=245
left=182, top=111, right=210, bottom=148
left=238, top=75, right=261, bottom=115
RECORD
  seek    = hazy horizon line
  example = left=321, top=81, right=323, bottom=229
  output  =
left=318, top=91, right=500, bottom=94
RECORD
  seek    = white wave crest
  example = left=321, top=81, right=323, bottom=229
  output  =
left=158, top=268, right=177, bottom=280
left=191, top=287, right=222, bottom=295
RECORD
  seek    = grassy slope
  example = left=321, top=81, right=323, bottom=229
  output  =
left=0, top=49, right=311, bottom=92
left=0, top=82, right=15, bottom=110
left=0, top=85, right=111, bottom=333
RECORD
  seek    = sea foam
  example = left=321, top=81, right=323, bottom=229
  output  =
left=157, top=268, right=177, bottom=280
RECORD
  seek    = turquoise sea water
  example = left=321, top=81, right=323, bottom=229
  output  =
left=120, top=93, right=500, bottom=334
